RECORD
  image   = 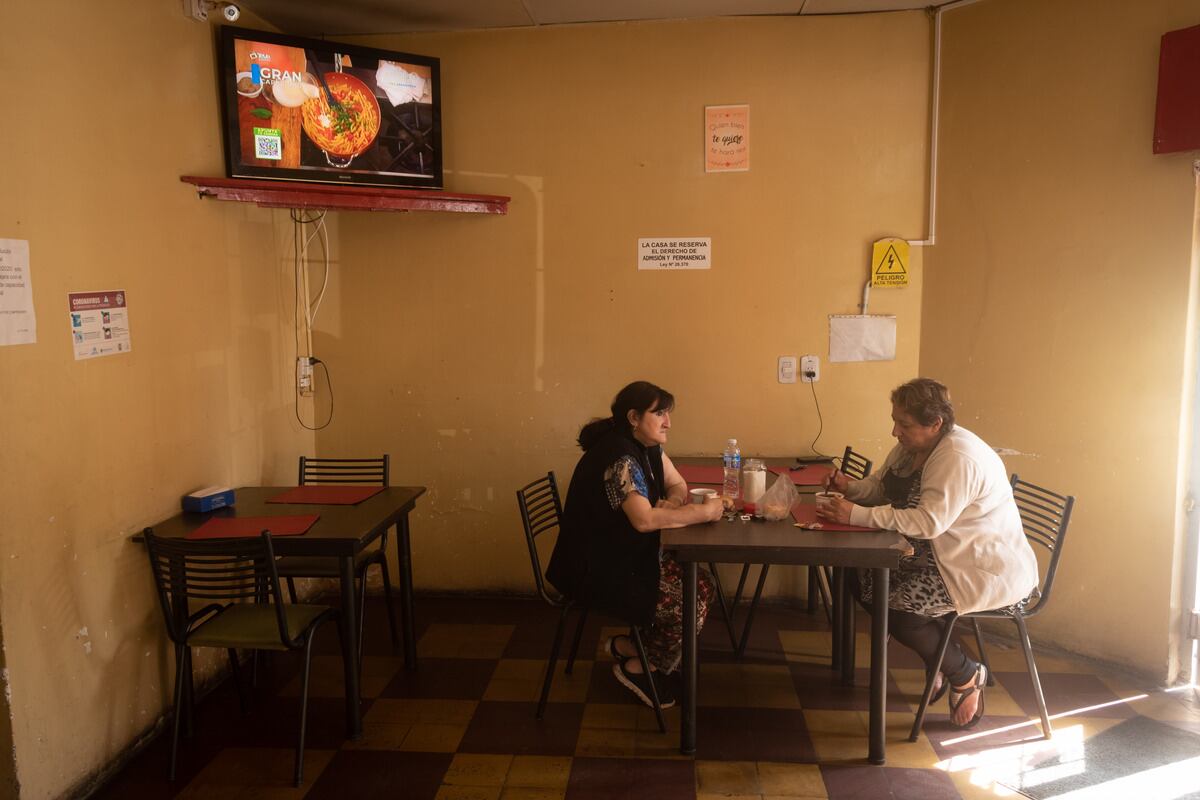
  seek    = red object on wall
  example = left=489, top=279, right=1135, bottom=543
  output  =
left=1154, top=23, right=1200, bottom=154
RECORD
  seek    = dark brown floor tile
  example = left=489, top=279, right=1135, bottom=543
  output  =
left=923, top=714, right=1042, bottom=760
left=564, top=756, right=695, bottom=800
left=305, top=749, right=452, bottom=800
left=218, top=696, right=366, bottom=751
left=458, top=701, right=584, bottom=756
left=996, top=671, right=1136, bottom=719
left=381, top=657, right=499, bottom=699
left=696, top=706, right=816, bottom=762
left=789, top=664, right=910, bottom=712
left=821, top=764, right=960, bottom=800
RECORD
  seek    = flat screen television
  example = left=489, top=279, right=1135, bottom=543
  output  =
left=219, top=26, right=442, bottom=189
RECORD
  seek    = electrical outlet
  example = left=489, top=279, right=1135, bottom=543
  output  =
left=778, top=356, right=797, bottom=384
left=800, top=355, right=820, bottom=383
left=297, top=357, right=314, bottom=396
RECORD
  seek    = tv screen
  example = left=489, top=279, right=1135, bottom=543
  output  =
left=219, top=26, right=442, bottom=189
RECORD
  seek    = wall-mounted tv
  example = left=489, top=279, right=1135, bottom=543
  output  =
left=219, top=26, right=442, bottom=189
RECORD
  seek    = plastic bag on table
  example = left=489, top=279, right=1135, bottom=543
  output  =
left=759, top=473, right=799, bottom=521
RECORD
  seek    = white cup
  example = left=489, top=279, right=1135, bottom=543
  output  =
left=814, top=491, right=844, bottom=510
left=689, top=487, right=718, bottom=504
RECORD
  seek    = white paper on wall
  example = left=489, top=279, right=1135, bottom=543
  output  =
left=829, top=314, right=896, bottom=363
left=0, top=239, right=36, bottom=346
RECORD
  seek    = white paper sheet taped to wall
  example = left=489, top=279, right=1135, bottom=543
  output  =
left=829, top=315, right=896, bottom=363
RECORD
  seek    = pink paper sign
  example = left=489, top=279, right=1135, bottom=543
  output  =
left=705, top=105, right=749, bottom=172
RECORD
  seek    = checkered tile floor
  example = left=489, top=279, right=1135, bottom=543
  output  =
left=94, top=593, right=1200, bottom=799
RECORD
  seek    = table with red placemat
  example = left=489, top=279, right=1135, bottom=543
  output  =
left=138, top=485, right=425, bottom=739
left=661, top=497, right=911, bottom=765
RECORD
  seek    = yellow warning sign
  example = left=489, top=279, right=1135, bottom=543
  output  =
left=871, top=238, right=909, bottom=288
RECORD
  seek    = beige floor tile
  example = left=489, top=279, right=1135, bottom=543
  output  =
left=696, top=795, right=760, bottom=800
left=500, top=789, right=566, bottom=800
left=778, top=631, right=832, bottom=665
left=698, top=664, right=801, bottom=709
left=435, top=786, right=502, bottom=800
left=755, top=762, right=827, bottom=797
left=484, top=659, right=592, bottom=703
left=505, top=755, right=572, bottom=790
left=581, top=703, right=639, bottom=730
left=176, top=748, right=334, bottom=798
left=366, top=698, right=478, bottom=725
left=400, top=722, right=467, bottom=752
left=696, top=760, right=759, bottom=794
left=343, top=721, right=412, bottom=750
left=419, top=624, right=516, bottom=659
left=574, top=727, right=637, bottom=757
left=443, top=754, right=515, bottom=786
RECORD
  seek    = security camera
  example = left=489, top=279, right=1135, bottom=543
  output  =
left=221, top=2, right=240, bottom=22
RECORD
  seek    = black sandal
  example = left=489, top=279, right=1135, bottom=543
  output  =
left=947, top=664, right=987, bottom=730
left=929, top=671, right=950, bottom=705
left=612, top=659, right=676, bottom=709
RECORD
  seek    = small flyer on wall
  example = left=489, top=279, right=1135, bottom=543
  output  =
left=68, top=290, right=131, bottom=361
left=0, top=238, right=36, bottom=346
left=704, top=105, right=749, bottom=172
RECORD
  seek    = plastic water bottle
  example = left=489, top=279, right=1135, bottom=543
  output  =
left=722, top=438, right=741, bottom=501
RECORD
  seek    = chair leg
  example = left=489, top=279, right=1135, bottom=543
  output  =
left=537, top=605, right=571, bottom=719
left=287, top=577, right=299, bottom=604
left=708, top=562, right=741, bottom=652
left=629, top=626, right=666, bottom=733
left=807, top=566, right=819, bottom=614
left=168, top=645, right=188, bottom=781
left=227, top=648, right=249, bottom=714
left=376, top=557, right=402, bottom=648
left=184, top=650, right=196, bottom=738
left=357, top=574, right=369, bottom=668
left=737, top=565, right=770, bottom=658
left=971, top=619, right=995, bottom=687
left=818, top=567, right=834, bottom=626
left=908, top=614, right=959, bottom=742
left=565, top=608, right=589, bottom=675
left=295, top=630, right=319, bottom=786
left=1014, top=614, right=1053, bottom=740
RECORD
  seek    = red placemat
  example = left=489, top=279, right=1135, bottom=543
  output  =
left=791, top=503, right=878, bottom=532
left=677, top=464, right=725, bottom=485
left=186, top=514, right=320, bottom=540
left=770, top=464, right=833, bottom=486
left=267, top=486, right=384, bottom=505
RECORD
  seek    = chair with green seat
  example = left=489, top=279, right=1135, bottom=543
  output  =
left=144, top=528, right=340, bottom=786
left=275, top=455, right=400, bottom=663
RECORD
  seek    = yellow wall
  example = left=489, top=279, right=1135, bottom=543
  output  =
left=321, top=15, right=930, bottom=597
left=0, top=2, right=314, bottom=797
left=923, top=0, right=1200, bottom=678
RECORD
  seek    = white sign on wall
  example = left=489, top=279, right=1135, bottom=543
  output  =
left=637, top=237, right=711, bottom=270
left=0, top=239, right=36, bottom=346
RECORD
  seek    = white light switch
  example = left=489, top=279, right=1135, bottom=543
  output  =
left=778, top=356, right=797, bottom=384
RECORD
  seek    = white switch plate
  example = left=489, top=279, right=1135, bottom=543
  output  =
left=801, top=355, right=820, bottom=383
left=778, top=356, right=797, bottom=384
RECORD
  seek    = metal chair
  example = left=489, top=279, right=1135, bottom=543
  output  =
left=734, top=446, right=872, bottom=657
left=908, top=474, right=1075, bottom=741
left=144, top=528, right=339, bottom=786
left=517, top=471, right=667, bottom=732
left=276, top=456, right=399, bottom=664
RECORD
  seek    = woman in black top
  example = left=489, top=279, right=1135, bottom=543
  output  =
left=546, top=381, right=723, bottom=708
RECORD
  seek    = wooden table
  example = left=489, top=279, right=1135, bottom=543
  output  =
left=141, top=485, right=426, bottom=739
left=662, top=515, right=909, bottom=764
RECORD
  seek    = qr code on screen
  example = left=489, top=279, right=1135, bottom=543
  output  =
left=254, top=134, right=282, bottom=161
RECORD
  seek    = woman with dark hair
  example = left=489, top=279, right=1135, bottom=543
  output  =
left=546, top=381, right=723, bottom=708
left=817, top=377, right=1038, bottom=730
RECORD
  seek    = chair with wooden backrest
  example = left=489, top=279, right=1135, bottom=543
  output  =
left=908, top=474, right=1075, bottom=741
left=732, top=446, right=873, bottom=657
left=516, top=471, right=667, bottom=732
left=276, top=456, right=398, bottom=663
left=144, top=528, right=339, bottom=786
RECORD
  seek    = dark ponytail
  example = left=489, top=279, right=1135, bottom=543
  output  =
left=577, top=380, right=675, bottom=451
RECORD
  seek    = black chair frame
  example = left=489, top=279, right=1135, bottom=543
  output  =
left=144, top=528, right=338, bottom=786
left=517, top=471, right=668, bottom=732
left=908, top=474, right=1075, bottom=741
left=278, top=455, right=400, bottom=665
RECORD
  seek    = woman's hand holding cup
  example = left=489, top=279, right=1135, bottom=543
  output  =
left=814, top=491, right=852, bottom=525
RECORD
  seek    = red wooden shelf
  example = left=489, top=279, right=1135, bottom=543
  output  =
left=180, top=176, right=508, bottom=215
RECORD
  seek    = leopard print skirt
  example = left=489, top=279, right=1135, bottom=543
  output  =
left=859, top=538, right=956, bottom=616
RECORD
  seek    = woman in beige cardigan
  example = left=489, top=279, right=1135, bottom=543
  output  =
left=817, top=378, right=1038, bottom=729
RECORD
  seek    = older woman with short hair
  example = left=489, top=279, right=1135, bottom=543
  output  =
left=818, top=377, right=1037, bottom=729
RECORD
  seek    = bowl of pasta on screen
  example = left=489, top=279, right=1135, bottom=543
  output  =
left=300, top=71, right=382, bottom=168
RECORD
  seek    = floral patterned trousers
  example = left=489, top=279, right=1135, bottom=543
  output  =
left=643, top=555, right=714, bottom=673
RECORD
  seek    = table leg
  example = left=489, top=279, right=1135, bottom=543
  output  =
left=339, top=555, right=363, bottom=739
left=831, top=567, right=844, bottom=672
left=806, top=566, right=819, bottom=614
left=841, top=573, right=856, bottom=686
left=681, top=560, right=698, bottom=755
left=869, top=567, right=889, bottom=765
left=398, top=516, right=417, bottom=670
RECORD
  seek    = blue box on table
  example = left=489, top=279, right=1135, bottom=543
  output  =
left=181, top=486, right=236, bottom=513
